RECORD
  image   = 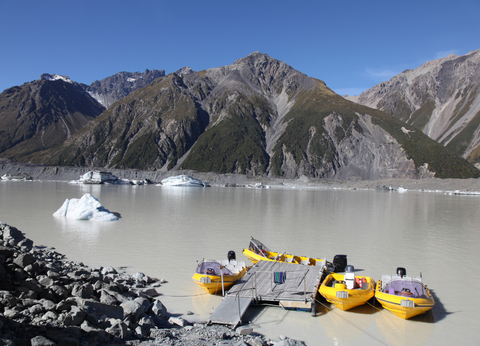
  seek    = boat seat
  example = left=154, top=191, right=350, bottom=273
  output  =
left=300, top=258, right=311, bottom=265
left=285, top=256, right=294, bottom=263
left=344, top=271, right=355, bottom=289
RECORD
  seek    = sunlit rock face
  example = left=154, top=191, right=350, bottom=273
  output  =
left=347, top=49, right=480, bottom=164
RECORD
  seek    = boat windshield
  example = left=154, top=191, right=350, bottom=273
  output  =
left=249, top=238, right=271, bottom=254
left=196, top=261, right=233, bottom=276
left=383, top=279, right=428, bottom=298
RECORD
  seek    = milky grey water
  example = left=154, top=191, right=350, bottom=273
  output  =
left=1, top=180, right=479, bottom=345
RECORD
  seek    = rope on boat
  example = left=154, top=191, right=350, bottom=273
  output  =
left=365, top=299, right=383, bottom=312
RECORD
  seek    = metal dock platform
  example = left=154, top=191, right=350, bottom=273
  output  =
left=208, top=260, right=325, bottom=326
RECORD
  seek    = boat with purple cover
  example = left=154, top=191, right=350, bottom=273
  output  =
left=192, top=251, right=248, bottom=295
left=375, top=267, right=435, bottom=319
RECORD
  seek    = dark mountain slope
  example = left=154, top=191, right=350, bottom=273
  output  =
left=0, top=75, right=105, bottom=160
left=46, top=74, right=211, bottom=170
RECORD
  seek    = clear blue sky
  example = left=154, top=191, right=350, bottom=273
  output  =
left=1, top=0, right=479, bottom=95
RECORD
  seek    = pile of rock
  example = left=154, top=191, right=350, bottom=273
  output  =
left=0, top=222, right=170, bottom=345
left=0, top=222, right=307, bottom=345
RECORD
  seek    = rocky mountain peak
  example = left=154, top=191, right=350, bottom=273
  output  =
left=82, top=69, right=165, bottom=108
left=175, top=66, right=195, bottom=75
left=206, top=51, right=316, bottom=100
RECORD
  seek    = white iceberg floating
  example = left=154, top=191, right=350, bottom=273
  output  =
left=79, top=170, right=119, bottom=184
left=158, top=175, right=209, bottom=187
left=1, top=173, right=32, bottom=181
left=245, top=182, right=271, bottom=189
left=53, top=194, right=120, bottom=221
left=69, top=170, right=149, bottom=185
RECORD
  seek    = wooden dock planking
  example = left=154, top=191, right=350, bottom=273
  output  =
left=208, top=260, right=324, bottom=326
left=229, top=261, right=323, bottom=303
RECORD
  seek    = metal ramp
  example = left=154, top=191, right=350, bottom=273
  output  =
left=208, top=260, right=325, bottom=326
left=208, top=296, right=253, bottom=326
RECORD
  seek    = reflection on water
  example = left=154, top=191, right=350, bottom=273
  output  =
left=375, top=310, right=435, bottom=346
left=1, top=181, right=480, bottom=345
left=52, top=217, right=117, bottom=255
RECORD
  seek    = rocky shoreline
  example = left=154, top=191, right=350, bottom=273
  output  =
left=0, top=222, right=306, bottom=346
left=1, top=159, right=480, bottom=194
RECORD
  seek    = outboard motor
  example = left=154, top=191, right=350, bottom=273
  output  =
left=227, top=250, right=236, bottom=262
left=333, top=255, right=347, bottom=272
left=396, top=267, right=407, bottom=278
left=345, top=265, right=355, bottom=273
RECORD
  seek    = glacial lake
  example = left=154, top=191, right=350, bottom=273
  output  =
left=1, top=180, right=479, bottom=345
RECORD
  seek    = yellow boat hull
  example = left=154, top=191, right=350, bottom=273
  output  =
left=192, top=268, right=247, bottom=295
left=319, top=273, right=375, bottom=311
left=375, top=280, right=435, bottom=319
left=242, top=248, right=324, bottom=266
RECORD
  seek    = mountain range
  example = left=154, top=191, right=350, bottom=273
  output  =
left=1, top=52, right=479, bottom=179
left=347, top=49, right=480, bottom=167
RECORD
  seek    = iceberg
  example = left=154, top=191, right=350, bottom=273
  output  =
left=158, top=175, right=209, bottom=187
left=69, top=170, right=149, bottom=185
left=79, top=170, right=119, bottom=184
left=1, top=173, right=32, bottom=181
left=53, top=194, right=120, bottom=221
left=245, top=182, right=271, bottom=189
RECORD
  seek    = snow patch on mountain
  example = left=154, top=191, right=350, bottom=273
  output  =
left=40, top=73, right=73, bottom=84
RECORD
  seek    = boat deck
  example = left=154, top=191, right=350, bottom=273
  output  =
left=208, top=260, right=325, bottom=326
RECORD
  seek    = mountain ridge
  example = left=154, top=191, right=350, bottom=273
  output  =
left=38, top=52, right=478, bottom=179
left=1, top=52, right=479, bottom=179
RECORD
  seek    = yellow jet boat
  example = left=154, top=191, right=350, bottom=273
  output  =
left=319, top=265, right=375, bottom=311
left=375, top=267, right=435, bottom=319
left=192, top=251, right=248, bottom=295
left=242, top=237, right=328, bottom=267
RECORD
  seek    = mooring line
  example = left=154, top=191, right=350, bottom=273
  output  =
left=314, top=297, right=390, bottom=346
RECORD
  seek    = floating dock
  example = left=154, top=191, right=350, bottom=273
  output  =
left=208, top=260, right=325, bottom=326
